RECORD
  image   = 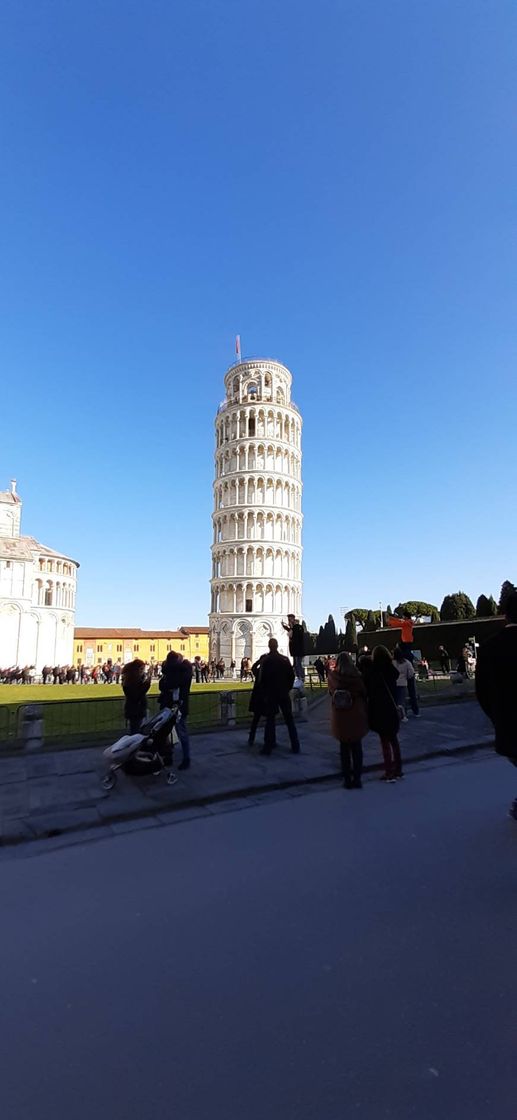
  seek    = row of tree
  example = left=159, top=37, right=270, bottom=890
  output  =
left=344, top=580, right=516, bottom=627
left=305, top=580, right=516, bottom=654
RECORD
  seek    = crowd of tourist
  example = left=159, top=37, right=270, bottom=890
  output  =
left=0, top=656, right=240, bottom=686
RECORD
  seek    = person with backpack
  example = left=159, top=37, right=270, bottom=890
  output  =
left=327, top=652, right=368, bottom=789
left=159, top=650, right=193, bottom=770
left=361, top=646, right=402, bottom=782
left=121, top=659, right=151, bottom=733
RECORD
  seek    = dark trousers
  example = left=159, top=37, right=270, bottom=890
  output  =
left=407, top=676, right=419, bottom=715
left=293, top=656, right=305, bottom=681
left=127, top=706, right=147, bottom=734
left=248, top=711, right=262, bottom=744
left=340, top=741, right=363, bottom=783
left=264, top=697, right=300, bottom=753
left=379, top=734, right=402, bottom=779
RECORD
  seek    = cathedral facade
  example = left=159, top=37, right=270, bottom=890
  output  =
left=209, top=359, right=303, bottom=664
left=0, top=481, right=79, bottom=670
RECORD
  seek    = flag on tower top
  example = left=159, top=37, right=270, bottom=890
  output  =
left=235, top=334, right=241, bottom=359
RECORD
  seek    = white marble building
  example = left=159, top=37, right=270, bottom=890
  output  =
left=0, top=481, right=79, bottom=670
left=209, top=359, right=303, bottom=664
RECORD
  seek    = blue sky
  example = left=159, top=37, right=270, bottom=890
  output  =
left=1, top=0, right=516, bottom=632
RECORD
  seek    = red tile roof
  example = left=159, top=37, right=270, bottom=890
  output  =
left=74, top=627, right=208, bottom=639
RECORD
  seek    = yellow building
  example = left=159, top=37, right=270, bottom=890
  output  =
left=73, top=626, right=209, bottom=667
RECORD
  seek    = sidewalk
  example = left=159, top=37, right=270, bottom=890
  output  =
left=0, top=697, right=494, bottom=847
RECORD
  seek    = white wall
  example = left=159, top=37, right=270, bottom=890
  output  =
left=0, top=600, right=75, bottom=669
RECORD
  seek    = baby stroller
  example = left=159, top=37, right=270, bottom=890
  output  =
left=101, top=706, right=180, bottom=792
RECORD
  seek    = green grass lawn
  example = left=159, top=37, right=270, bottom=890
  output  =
left=0, top=681, right=254, bottom=744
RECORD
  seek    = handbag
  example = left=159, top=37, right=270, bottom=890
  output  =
left=333, top=688, right=353, bottom=710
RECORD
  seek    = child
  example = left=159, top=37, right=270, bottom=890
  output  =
left=121, top=659, right=151, bottom=733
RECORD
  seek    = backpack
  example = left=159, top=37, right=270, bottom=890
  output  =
left=333, top=689, right=353, bottom=710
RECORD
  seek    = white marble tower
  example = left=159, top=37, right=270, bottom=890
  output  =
left=209, top=358, right=303, bottom=665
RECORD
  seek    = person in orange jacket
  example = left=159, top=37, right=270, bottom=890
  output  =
left=387, top=614, right=414, bottom=644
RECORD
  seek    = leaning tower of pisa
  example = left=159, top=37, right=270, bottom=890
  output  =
left=209, top=358, right=303, bottom=666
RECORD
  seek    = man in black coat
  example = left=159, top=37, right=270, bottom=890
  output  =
left=282, top=614, right=305, bottom=680
left=259, top=638, right=300, bottom=755
left=159, top=650, right=193, bottom=770
left=476, top=592, right=517, bottom=819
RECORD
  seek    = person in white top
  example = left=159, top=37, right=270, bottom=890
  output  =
left=393, top=646, right=420, bottom=719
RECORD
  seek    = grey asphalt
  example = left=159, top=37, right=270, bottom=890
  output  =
left=1, top=750, right=515, bottom=1119
left=0, top=698, right=494, bottom=843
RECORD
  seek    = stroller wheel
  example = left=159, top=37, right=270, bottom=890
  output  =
left=101, top=772, right=117, bottom=791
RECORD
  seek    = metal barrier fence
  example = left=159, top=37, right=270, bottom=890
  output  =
left=0, top=689, right=253, bottom=748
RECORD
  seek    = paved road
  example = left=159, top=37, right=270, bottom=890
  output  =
left=1, top=752, right=515, bottom=1119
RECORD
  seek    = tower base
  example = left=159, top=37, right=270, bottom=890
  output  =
left=209, top=614, right=290, bottom=665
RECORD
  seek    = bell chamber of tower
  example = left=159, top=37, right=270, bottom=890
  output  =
left=209, top=358, right=303, bottom=665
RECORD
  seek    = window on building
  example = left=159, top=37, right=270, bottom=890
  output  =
left=195, top=641, right=199, bottom=648
left=5, top=561, right=11, bottom=569
left=44, top=587, right=53, bottom=606
left=77, top=644, right=83, bottom=653
left=116, top=644, right=122, bottom=653
left=248, top=417, right=256, bottom=436
left=180, top=643, right=185, bottom=651
left=77, top=659, right=82, bottom=666
left=167, top=644, right=171, bottom=651
left=97, top=645, right=103, bottom=653
left=134, top=644, right=139, bottom=652
left=150, top=644, right=155, bottom=653
left=245, top=598, right=253, bottom=613
left=98, top=658, right=102, bottom=665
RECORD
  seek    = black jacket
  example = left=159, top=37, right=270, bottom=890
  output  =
left=283, top=622, right=304, bottom=658
left=364, top=662, right=400, bottom=737
left=259, top=651, right=295, bottom=715
left=475, top=627, right=517, bottom=759
left=122, top=676, right=150, bottom=719
left=159, top=656, right=193, bottom=716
